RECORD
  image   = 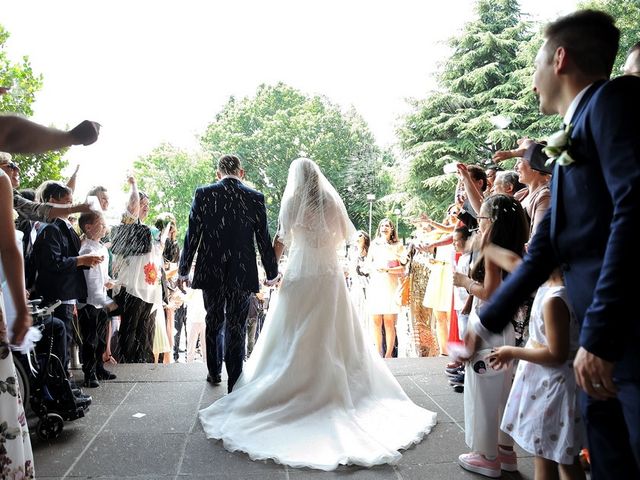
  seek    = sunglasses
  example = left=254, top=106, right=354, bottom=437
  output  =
left=2, top=161, right=20, bottom=171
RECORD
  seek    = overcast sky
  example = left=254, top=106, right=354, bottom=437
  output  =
left=3, top=0, right=576, bottom=199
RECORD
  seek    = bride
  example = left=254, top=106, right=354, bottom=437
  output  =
left=199, top=157, right=437, bottom=470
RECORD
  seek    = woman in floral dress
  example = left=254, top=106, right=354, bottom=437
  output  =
left=0, top=169, right=34, bottom=479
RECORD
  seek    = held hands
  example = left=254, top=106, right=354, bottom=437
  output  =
left=573, top=347, right=617, bottom=400
left=177, top=277, right=191, bottom=295
left=264, top=272, right=283, bottom=287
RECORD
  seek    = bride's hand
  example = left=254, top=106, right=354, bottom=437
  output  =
left=264, top=272, right=283, bottom=287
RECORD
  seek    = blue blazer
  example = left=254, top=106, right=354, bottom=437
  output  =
left=479, top=76, right=640, bottom=378
left=33, top=218, right=87, bottom=303
left=178, top=177, right=278, bottom=293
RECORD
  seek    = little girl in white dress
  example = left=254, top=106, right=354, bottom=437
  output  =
left=488, top=269, right=586, bottom=479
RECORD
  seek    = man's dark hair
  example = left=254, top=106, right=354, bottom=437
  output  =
left=544, top=9, right=620, bottom=77
left=41, top=181, right=72, bottom=202
left=78, top=211, right=101, bottom=233
left=218, top=154, right=242, bottom=175
left=467, top=164, right=488, bottom=192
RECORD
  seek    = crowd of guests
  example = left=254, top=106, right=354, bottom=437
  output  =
left=1, top=10, right=638, bottom=480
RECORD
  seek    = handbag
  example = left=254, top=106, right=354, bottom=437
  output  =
left=110, top=223, right=152, bottom=256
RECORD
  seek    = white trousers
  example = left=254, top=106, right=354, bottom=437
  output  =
left=464, top=323, right=515, bottom=457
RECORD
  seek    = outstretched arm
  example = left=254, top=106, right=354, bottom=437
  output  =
left=0, top=115, right=100, bottom=153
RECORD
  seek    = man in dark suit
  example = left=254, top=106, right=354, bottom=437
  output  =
left=465, top=11, right=640, bottom=479
left=33, top=181, right=103, bottom=372
left=178, top=154, right=279, bottom=392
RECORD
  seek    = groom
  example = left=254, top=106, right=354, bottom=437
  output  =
left=464, top=10, right=640, bottom=479
left=178, top=154, right=279, bottom=392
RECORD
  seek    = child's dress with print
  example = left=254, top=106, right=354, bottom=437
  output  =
left=500, top=285, right=585, bottom=464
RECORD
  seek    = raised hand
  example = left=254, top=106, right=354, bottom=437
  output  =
left=69, top=120, right=101, bottom=146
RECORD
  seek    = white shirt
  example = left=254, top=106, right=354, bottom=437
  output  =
left=79, top=238, right=113, bottom=309
left=563, top=84, right=592, bottom=126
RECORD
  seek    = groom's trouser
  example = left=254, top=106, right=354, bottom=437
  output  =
left=202, top=288, right=251, bottom=392
left=580, top=374, right=640, bottom=479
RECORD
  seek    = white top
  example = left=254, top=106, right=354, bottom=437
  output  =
left=79, top=238, right=114, bottom=308
left=453, top=251, right=471, bottom=311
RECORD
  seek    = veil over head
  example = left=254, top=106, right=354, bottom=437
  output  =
left=277, top=158, right=355, bottom=247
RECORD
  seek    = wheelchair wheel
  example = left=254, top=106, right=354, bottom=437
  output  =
left=36, top=413, right=64, bottom=440
left=12, top=354, right=30, bottom=413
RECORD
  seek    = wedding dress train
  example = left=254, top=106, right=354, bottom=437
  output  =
left=198, top=158, right=437, bottom=470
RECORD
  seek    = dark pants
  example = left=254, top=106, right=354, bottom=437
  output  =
left=581, top=379, right=640, bottom=479
left=114, top=289, right=154, bottom=363
left=173, top=304, right=188, bottom=360
left=53, top=303, right=75, bottom=371
left=202, top=289, right=251, bottom=393
left=78, top=305, right=108, bottom=376
left=35, top=315, right=68, bottom=372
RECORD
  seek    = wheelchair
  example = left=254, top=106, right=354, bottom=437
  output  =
left=13, top=299, right=90, bottom=440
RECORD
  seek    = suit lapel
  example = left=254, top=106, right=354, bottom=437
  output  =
left=56, top=218, right=80, bottom=253
left=549, top=80, right=606, bottom=244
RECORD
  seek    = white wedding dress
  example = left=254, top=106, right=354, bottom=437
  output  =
left=198, top=158, right=437, bottom=470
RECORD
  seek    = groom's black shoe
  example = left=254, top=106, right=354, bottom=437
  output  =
left=206, top=374, right=222, bottom=385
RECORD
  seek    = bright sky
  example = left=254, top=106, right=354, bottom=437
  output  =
left=3, top=0, right=576, bottom=203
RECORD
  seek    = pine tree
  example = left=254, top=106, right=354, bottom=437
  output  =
left=398, top=0, right=557, bottom=216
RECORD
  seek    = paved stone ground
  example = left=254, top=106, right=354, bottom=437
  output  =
left=31, top=357, right=537, bottom=480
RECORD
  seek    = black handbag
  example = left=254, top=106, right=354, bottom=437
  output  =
left=110, top=223, right=152, bottom=256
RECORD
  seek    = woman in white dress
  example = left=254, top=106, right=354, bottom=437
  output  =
left=199, top=158, right=437, bottom=470
left=367, top=219, right=406, bottom=357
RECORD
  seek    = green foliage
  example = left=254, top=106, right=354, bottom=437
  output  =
left=398, top=0, right=558, bottom=218
left=0, top=24, right=67, bottom=189
left=200, top=83, right=392, bottom=232
left=133, top=144, right=213, bottom=234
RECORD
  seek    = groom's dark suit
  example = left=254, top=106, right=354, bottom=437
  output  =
left=478, top=76, right=640, bottom=477
left=179, top=176, right=278, bottom=392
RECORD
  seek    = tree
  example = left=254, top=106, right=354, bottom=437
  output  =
left=133, top=144, right=212, bottom=233
left=0, top=24, right=68, bottom=188
left=200, top=83, right=392, bottom=232
left=398, top=0, right=558, bottom=217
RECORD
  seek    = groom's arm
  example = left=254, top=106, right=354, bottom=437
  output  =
left=254, top=192, right=278, bottom=281
left=178, top=188, right=204, bottom=278
left=580, top=76, right=640, bottom=361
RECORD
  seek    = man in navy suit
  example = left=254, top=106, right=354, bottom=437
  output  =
left=464, top=11, right=640, bottom=479
left=178, top=154, right=279, bottom=392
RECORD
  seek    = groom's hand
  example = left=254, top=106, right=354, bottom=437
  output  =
left=177, top=276, right=191, bottom=294
left=264, top=272, right=282, bottom=287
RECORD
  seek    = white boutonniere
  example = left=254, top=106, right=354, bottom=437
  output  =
left=543, top=123, right=575, bottom=166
